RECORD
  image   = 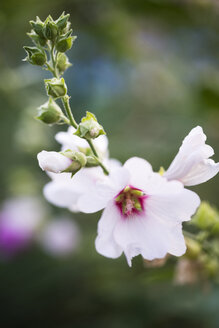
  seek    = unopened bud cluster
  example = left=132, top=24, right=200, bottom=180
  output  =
left=24, top=12, right=76, bottom=71
left=75, top=112, right=105, bottom=140
left=181, top=202, right=219, bottom=282
left=36, top=98, right=63, bottom=124
left=24, top=13, right=108, bottom=178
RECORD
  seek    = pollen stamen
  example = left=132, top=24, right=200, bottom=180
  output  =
left=115, top=185, right=147, bottom=218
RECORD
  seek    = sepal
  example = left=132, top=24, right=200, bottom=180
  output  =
left=23, top=46, right=46, bottom=66
left=27, top=30, right=47, bottom=47
left=44, top=16, right=58, bottom=41
left=56, top=36, right=77, bottom=53
left=36, top=98, right=65, bottom=124
left=45, top=78, right=67, bottom=99
left=74, top=111, right=105, bottom=139
left=30, top=16, right=45, bottom=39
left=55, top=12, right=70, bottom=32
left=56, top=53, right=72, bottom=75
left=61, top=150, right=87, bottom=175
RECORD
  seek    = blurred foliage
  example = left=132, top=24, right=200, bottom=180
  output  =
left=0, top=0, right=219, bottom=327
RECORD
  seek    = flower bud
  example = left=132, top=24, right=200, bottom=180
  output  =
left=37, top=151, right=72, bottom=173
left=36, top=98, right=64, bottom=124
left=30, top=17, right=45, bottom=39
left=27, top=30, right=47, bottom=47
left=203, top=256, right=219, bottom=277
left=185, top=237, right=201, bottom=259
left=74, top=111, right=105, bottom=139
left=55, top=12, right=70, bottom=31
left=45, top=78, right=67, bottom=99
left=44, top=19, right=58, bottom=41
left=56, top=53, right=72, bottom=75
left=23, top=46, right=46, bottom=66
left=191, top=201, right=219, bottom=230
left=56, top=36, right=77, bottom=53
left=61, top=150, right=87, bottom=175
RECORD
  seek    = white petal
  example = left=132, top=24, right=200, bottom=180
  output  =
left=113, top=214, right=168, bottom=266
left=107, top=158, right=122, bottom=170
left=146, top=184, right=200, bottom=223
left=179, top=159, right=219, bottom=186
left=78, top=166, right=130, bottom=214
left=77, top=182, right=115, bottom=213
left=43, top=181, right=80, bottom=211
left=124, top=157, right=153, bottom=190
left=113, top=211, right=187, bottom=266
left=43, top=168, right=102, bottom=211
left=109, top=167, right=130, bottom=190
left=164, top=126, right=218, bottom=186
left=95, top=201, right=123, bottom=258
left=37, top=151, right=72, bottom=173
left=55, top=126, right=88, bottom=150
left=55, top=126, right=109, bottom=158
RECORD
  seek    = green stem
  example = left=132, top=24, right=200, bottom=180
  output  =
left=87, top=139, right=98, bottom=157
left=61, top=96, right=78, bottom=129
left=94, top=156, right=109, bottom=175
left=87, top=140, right=109, bottom=175
left=47, top=45, right=110, bottom=175
left=45, top=63, right=56, bottom=75
left=50, top=44, right=58, bottom=78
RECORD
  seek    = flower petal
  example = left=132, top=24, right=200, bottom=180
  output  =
left=55, top=126, right=109, bottom=156
left=77, top=182, right=114, bottom=213
left=95, top=201, right=123, bottom=258
left=124, top=157, right=153, bottom=190
left=37, top=150, right=72, bottom=173
left=43, top=181, right=80, bottom=211
left=55, top=126, right=88, bottom=151
left=146, top=183, right=200, bottom=223
left=164, top=126, right=218, bottom=186
left=179, top=159, right=219, bottom=186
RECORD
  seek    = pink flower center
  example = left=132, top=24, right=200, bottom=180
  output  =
left=114, top=185, right=147, bottom=218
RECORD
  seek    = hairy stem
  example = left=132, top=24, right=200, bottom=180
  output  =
left=47, top=46, right=109, bottom=175
left=62, top=96, right=78, bottom=129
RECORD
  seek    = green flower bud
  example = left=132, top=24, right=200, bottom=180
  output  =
left=185, top=237, right=201, bottom=259
left=191, top=201, right=219, bottom=230
left=211, top=221, right=219, bottom=236
left=23, top=46, right=46, bottom=66
left=30, top=16, right=45, bottom=39
left=85, top=156, right=99, bottom=167
left=45, top=78, right=67, bottom=99
left=44, top=19, right=58, bottom=41
left=74, top=111, right=105, bottom=139
left=55, top=12, right=70, bottom=31
left=61, top=150, right=87, bottom=175
left=56, top=53, right=72, bottom=75
left=36, top=98, right=64, bottom=124
left=27, top=30, right=47, bottom=47
left=56, top=36, right=77, bottom=53
left=203, top=256, right=219, bottom=277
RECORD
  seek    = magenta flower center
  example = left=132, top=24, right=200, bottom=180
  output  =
left=114, top=185, right=147, bottom=218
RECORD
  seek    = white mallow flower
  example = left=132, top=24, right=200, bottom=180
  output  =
left=55, top=126, right=109, bottom=157
left=77, top=157, right=200, bottom=266
left=43, top=159, right=121, bottom=212
left=38, top=217, right=80, bottom=256
left=37, top=150, right=72, bottom=173
left=42, top=125, right=118, bottom=212
left=164, top=126, right=219, bottom=186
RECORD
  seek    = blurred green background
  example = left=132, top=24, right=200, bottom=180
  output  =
left=0, top=0, right=219, bottom=327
